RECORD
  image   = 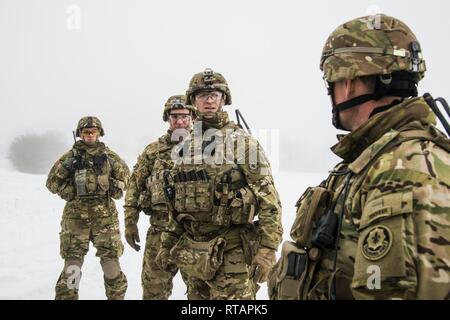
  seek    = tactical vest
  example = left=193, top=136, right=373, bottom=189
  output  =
left=166, top=127, right=257, bottom=229
left=269, top=126, right=450, bottom=300
left=137, top=145, right=174, bottom=214
left=72, top=148, right=112, bottom=199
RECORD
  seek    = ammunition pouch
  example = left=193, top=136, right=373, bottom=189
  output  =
left=290, top=186, right=330, bottom=247
left=74, top=168, right=110, bottom=198
left=224, top=186, right=257, bottom=225
left=170, top=167, right=257, bottom=227
left=74, top=169, right=89, bottom=196
left=272, top=185, right=338, bottom=300
left=268, top=241, right=310, bottom=300
left=175, top=180, right=214, bottom=213
left=139, top=171, right=169, bottom=212
left=73, top=151, right=111, bottom=199
left=170, top=233, right=226, bottom=281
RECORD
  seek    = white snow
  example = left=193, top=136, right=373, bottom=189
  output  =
left=0, top=165, right=325, bottom=300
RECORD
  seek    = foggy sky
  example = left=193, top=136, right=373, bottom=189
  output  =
left=1, top=0, right=449, bottom=172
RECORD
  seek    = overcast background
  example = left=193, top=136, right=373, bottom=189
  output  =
left=1, top=0, right=449, bottom=173
left=0, top=0, right=449, bottom=300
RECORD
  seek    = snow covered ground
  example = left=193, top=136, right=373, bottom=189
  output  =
left=0, top=160, right=325, bottom=300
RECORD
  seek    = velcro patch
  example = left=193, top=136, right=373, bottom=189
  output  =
left=360, top=189, right=413, bottom=230
left=361, top=225, right=393, bottom=261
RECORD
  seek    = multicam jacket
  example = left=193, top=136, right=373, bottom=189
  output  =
left=46, top=140, right=129, bottom=202
left=124, top=132, right=179, bottom=228
left=160, top=111, right=283, bottom=253
left=288, top=97, right=450, bottom=299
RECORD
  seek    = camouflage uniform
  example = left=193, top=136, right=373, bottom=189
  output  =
left=124, top=95, right=193, bottom=299
left=269, top=15, right=450, bottom=300
left=46, top=117, right=130, bottom=300
left=159, top=70, right=283, bottom=300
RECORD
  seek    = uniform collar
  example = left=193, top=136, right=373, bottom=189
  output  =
left=196, top=111, right=230, bottom=129
left=73, top=140, right=106, bottom=155
left=331, top=97, right=436, bottom=162
left=164, top=129, right=191, bottom=146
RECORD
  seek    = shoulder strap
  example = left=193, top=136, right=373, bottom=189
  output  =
left=349, top=127, right=450, bottom=175
left=398, top=127, right=450, bottom=152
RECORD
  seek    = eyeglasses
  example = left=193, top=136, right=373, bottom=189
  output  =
left=169, top=114, right=191, bottom=121
left=81, top=128, right=99, bottom=136
left=195, top=91, right=223, bottom=102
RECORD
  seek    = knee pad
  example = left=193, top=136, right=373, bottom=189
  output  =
left=101, top=258, right=121, bottom=280
left=63, top=258, right=83, bottom=289
left=64, top=258, right=83, bottom=274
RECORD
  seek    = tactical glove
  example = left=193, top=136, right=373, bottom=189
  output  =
left=125, top=224, right=141, bottom=251
left=251, top=247, right=277, bottom=283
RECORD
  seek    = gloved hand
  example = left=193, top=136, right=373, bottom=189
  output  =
left=125, top=224, right=141, bottom=251
left=251, top=247, right=277, bottom=283
left=155, top=247, right=171, bottom=271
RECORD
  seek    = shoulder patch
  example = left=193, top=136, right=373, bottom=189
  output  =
left=361, top=225, right=393, bottom=261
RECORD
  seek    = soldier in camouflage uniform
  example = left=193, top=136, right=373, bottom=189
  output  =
left=46, top=116, right=130, bottom=300
left=155, top=69, right=283, bottom=300
left=123, top=95, right=194, bottom=299
left=269, top=14, right=450, bottom=300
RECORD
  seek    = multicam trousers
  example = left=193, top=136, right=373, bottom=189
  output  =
left=55, top=198, right=127, bottom=300
left=141, top=226, right=185, bottom=299
left=183, top=245, right=257, bottom=300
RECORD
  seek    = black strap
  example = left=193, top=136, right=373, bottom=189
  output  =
left=235, top=109, right=252, bottom=134
left=424, top=93, right=450, bottom=137
left=335, top=94, right=376, bottom=112
left=335, top=73, right=418, bottom=114
left=330, top=171, right=353, bottom=300
left=436, top=97, right=450, bottom=118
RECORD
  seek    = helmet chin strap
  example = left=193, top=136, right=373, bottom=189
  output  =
left=330, top=72, right=418, bottom=131
left=332, top=94, right=378, bottom=131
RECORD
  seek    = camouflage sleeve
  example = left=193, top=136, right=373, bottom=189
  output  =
left=237, top=134, right=283, bottom=250
left=123, top=145, right=156, bottom=227
left=106, top=149, right=130, bottom=200
left=124, top=170, right=141, bottom=227
left=45, top=150, right=75, bottom=200
left=351, top=139, right=450, bottom=299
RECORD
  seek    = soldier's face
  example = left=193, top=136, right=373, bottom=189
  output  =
left=194, top=91, right=225, bottom=118
left=333, top=78, right=375, bottom=131
left=168, top=109, right=192, bottom=130
left=81, top=127, right=100, bottom=145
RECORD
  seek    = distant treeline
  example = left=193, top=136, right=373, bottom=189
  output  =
left=8, top=132, right=66, bottom=174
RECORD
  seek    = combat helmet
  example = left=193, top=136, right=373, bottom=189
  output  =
left=162, top=95, right=195, bottom=121
left=75, top=116, right=105, bottom=137
left=185, top=68, right=232, bottom=105
left=320, top=14, right=426, bottom=129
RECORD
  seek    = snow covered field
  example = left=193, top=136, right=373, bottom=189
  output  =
left=0, top=161, right=325, bottom=300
